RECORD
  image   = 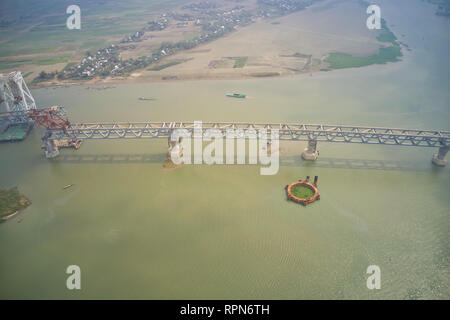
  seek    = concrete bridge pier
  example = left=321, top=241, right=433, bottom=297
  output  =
left=43, top=139, right=60, bottom=158
left=301, top=139, right=319, bottom=161
left=432, top=143, right=449, bottom=166
left=167, top=136, right=183, bottom=162
left=263, top=141, right=272, bottom=155
left=41, top=131, right=60, bottom=158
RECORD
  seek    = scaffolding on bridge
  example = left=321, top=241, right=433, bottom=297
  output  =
left=0, top=71, right=36, bottom=113
left=0, top=71, right=38, bottom=142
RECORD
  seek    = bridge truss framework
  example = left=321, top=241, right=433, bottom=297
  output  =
left=0, top=71, right=37, bottom=112
left=41, top=120, right=450, bottom=166
left=1, top=108, right=448, bottom=166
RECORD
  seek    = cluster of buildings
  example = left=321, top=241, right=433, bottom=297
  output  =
left=182, top=1, right=219, bottom=11
left=169, top=13, right=196, bottom=21
left=257, top=0, right=316, bottom=14
left=146, top=15, right=170, bottom=31
left=60, top=45, right=121, bottom=79
left=56, top=0, right=320, bottom=81
left=196, top=6, right=253, bottom=34
left=120, top=31, right=144, bottom=43
left=153, top=6, right=254, bottom=59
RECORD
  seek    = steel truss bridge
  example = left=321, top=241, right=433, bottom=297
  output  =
left=0, top=69, right=447, bottom=166
left=44, top=121, right=450, bottom=166
left=0, top=71, right=36, bottom=112
left=44, top=121, right=450, bottom=147
left=1, top=109, right=449, bottom=166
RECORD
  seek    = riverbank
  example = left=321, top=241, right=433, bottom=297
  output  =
left=1, top=0, right=449, bottom=300
left=0, top=187, right=31, bottom=223
left=9, top=0, right=402, bottom=90
left=26, top=51, right=402, bottom=89
left=323, top=18, right=403, bottom=70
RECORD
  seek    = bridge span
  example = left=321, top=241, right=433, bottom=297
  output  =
left=1, top=108, right=449, bottom=166
left=43, top=120, right=449, bottom=166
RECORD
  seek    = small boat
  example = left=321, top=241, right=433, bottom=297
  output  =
left=138, top=97, right=155, bottom=101
left=63, top=184, right=74, bottom=190
left=226, top=93, right=246, bottom=98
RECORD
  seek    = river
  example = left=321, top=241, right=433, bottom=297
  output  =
left=0, top=0, right=449, bottom=299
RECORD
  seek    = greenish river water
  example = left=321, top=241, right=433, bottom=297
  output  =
left=0, top=0, right=449, bottom=299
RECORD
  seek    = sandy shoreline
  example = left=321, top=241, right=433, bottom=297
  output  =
left=29, top=56, right=406, bottom=90
left=29, top=68, right=308, bottom=89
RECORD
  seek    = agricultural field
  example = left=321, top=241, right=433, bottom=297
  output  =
left=324, top=18, right=403, bottom=69
left=0, top=0, right=402, bottom=85
left=0, top=0, right=191, bottom=78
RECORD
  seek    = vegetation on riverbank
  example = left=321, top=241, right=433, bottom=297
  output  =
left=325, top=19, right=402, bottom=70
left=148, top=61, right=182, bottom=71
left=250, top=72, right=280, bottom=77
left=0, top=54, right=70, bottom=71
left=233, top=57, right=248, bottom=68
left=0, top=187, right=31, bottom=222
left=325, top=46, right=402, bottom=69
left=31, top=70, right=58, bottom=84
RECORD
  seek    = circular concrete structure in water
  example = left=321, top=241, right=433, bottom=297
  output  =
left=285, top=178, right=320, bottom=206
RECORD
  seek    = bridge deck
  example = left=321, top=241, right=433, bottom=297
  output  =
left=43, top=121, right=450, bottom=147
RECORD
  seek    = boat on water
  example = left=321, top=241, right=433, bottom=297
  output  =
left=63, top=184, right=74, bottom=190
left=138, top=97, right=155, bottom=101
left=226, top=93, right=246, bottom=98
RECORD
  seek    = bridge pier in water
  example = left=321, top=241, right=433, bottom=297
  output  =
left=41, top=131, right=82, bottom=159
left=167, top=135, right=184, bottom=162
left=432, top=143, right=449, bottom=166
left=26, top=114, right=448, bottom=165
left=43, top=139, right=60, bottom=159
left=264, top=141, right=272, bottom=155
left=301, top=139, right=319, bottom=161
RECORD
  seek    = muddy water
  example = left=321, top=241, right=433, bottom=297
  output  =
left=0, top=0, right=449, bottom=299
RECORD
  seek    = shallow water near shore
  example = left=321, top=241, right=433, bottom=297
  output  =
left=0, top=0, right=449, bottom=299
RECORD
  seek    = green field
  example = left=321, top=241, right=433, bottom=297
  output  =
left=62, top=62, right=77, bottom=71
left=250, top=72, right=280, bottom=77
left=0, top=0, right=191, bottom=67
left=233, top=57, right=248, bottom=68
left=290, top=185, right=314, bottom=199
left=147, top=61, right=182, bottom=71
left=213, top=59, right=230, bottom=68
left=325, top=18, right=402, bottom=70
left=0, top=54, right=71, bottom=70
left=292, top=52, right=312, bottom=59
left=325, top=45, right=402, bottom=69
left=377, top=32, right=397, bottom=43
left=23, top=72, right=33, bottom=78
